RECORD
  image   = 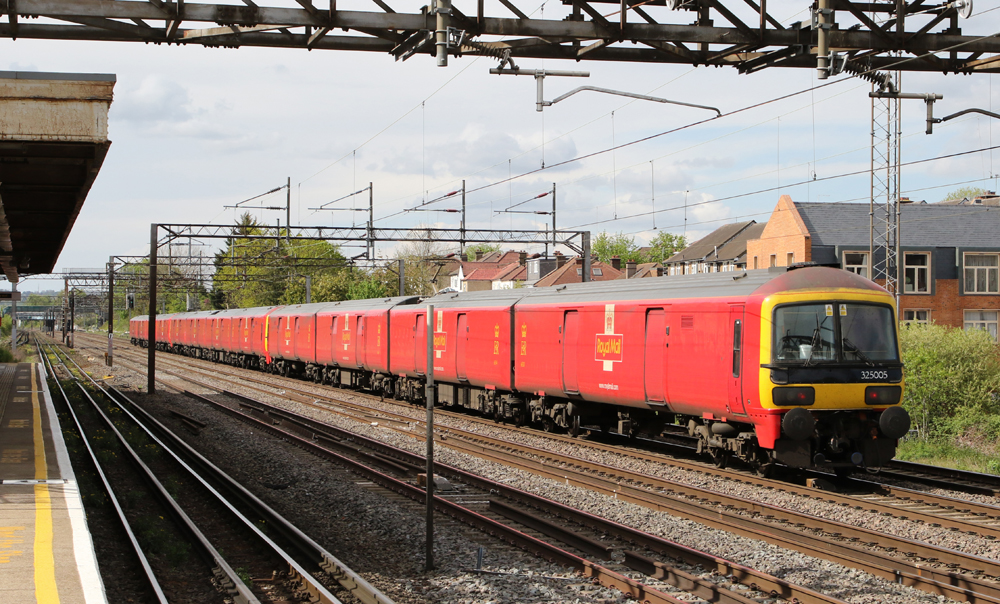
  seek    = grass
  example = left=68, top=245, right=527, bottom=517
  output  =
left=896, top=436, right=1000, bottom=475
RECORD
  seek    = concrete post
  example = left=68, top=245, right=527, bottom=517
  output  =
left=10, top=282, right=17, bottom=355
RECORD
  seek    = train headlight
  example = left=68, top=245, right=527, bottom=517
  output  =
left=773, top=387, right=815, bottom=406
left=864, top=386, right=901, bottom=406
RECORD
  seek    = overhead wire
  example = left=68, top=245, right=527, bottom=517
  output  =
left=567, top=143, right=1000, bottom=229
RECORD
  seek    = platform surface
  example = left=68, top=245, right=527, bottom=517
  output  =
left=0, top=363, right=106, bottom=604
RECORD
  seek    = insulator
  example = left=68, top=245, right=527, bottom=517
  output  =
left=843, top=60, right=895, bottom=93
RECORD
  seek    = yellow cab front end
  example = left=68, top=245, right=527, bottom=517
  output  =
left=757, top=286, right=910, bottom=473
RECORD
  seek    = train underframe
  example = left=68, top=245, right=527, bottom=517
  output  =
left=133, top=339, right=901, bottom=475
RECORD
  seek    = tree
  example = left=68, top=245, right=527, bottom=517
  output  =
left=642, top=232, right=687, bottom=263
left=211, top=212, right=349, bottom=308
left=942, top=186, right=989, bottom=202
left=592, top=231, right=642, bottom=263
left=464, top=243, right=501, bottom=262
left=347, top=277, right=388, bottom=300
left=396, top=230, right=449, bottom=296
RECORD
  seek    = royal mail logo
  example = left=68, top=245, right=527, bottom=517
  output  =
left=598, top=304, right=621, bottom=371
left=433, top=333, right=447, bottom=352
left=595, top=334, right=624, bottom=363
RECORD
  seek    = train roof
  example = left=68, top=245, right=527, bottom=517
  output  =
left=423, top=266, right=886, bottom=308
left=268, top=295, right=422, bottom=317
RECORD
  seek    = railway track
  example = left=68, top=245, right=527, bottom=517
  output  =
left=80, top=333, right=1000, bottom=602
left=67, top=333, right=858, bottom=604
left=91, top=333, right=1000, bottom=528
left=42, top=337, right=393, bottom=604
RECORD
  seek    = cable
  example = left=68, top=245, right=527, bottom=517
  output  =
left=568, top=143, right=1000, bottom=229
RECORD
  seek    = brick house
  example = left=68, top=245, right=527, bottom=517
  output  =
left=747, top=195, right=1000, bottom=337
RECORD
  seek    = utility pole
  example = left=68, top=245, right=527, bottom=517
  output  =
left=107, top=256, right=114, bottom=366
left=552, top=182, right=557, bottom=255
left=62, top=278, right=68, bottom=343
left=69, top=289, right=75, bottom=349
left=582, top=231, right=592, bottom=283
left=147, top=223, right=158, bottom=395
left=368, top=182, right=374, bottom=259
left=305, top=275, right=312, bottom=304
left=398, top=259, right=405, bottom=297
left=460, top=180, right=466, bottom=257
left=424, top=304, right=435, bottom=571
left=286, top=176, right=291, bottom=244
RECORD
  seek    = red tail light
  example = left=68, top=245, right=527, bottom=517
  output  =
left=865, top=386, right=901, bottom=406
left=773, top=387, right=815, bottom=406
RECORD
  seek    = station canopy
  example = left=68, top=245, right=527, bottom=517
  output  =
left=0, top=71, right=115, bottom=283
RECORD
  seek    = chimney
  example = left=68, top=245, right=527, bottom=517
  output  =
left=519, top=251, right=527, bottom=266
left=656, top=267, right=664, bottom=277
left=611, top=256, right=621, bottom=271
left=626, top=260, right=637, bottom=278
left=556, top=252, right=567, bottom=268
left=474, top=250, right=482, bottom=261
left=575, top=257, right=584, bottom=266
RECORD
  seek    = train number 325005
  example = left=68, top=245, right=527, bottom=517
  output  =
left=860, top=370, right=889, bottom=381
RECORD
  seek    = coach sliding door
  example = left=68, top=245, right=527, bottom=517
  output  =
left=562, top=310, right=580, bottom=394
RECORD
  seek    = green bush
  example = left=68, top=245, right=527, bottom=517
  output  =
left=898, top=323, right=1000, bottom=439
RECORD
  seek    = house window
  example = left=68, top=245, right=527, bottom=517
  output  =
left=843, top=251, right=869, bottom=279
left=964, top=254, right=999, bottom=293
left=593, top=268, right=603, bottom=276
left=786, top=252, right=794, bottom=266
left=903, top=253, right=930, bottom=294
left=964, top=310, right=998, bottom=339
left=902, top=309, right=930, bottom=324
left=753, top=256, right=758, bottom=270
left=769, top=254, right=776, bottom=268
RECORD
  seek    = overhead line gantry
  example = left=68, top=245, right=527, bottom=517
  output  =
left=0, top=1, right=994, bottom=75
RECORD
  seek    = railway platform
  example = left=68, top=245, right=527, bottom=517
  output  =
left=0, top=362, right=106, bottom=604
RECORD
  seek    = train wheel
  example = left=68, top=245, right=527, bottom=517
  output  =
left=710, top=449, right=729, bottom=469
left=754, top=462, right=775, bottom=478
left=513, top=408, right=526, bottom=428
left=569, top=416, right=581, bottom=438
left=541, top=417, right=556, bottom=432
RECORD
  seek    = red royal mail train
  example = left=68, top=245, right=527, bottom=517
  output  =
left=131, top=265, right=910, bottom=475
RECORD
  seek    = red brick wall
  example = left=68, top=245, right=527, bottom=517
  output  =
left=746, top=195, right=811, bottom=268
left=898, top=279, right=1000, bottom=328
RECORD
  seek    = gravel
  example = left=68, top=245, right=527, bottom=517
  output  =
left=72, top=339, right=990, bottom=603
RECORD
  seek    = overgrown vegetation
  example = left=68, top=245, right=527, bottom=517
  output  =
left=896, top=323, right=1000, bottom=474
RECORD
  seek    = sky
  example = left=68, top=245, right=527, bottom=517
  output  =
left=3, top=0, right=999, bottom=292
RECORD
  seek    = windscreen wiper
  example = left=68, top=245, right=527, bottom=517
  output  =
left=842, top=337, right=875, bottom=366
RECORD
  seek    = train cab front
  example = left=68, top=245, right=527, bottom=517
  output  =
left=761, top=297, right=910, bottom=474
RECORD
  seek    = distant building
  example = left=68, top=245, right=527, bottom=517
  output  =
left=533, top=257, right=623, bottom=287
left=449, top=250, right=525, bottom=291
left=664, top=221, right=766, bottom=275
left=608, top=256, right=662, bottom=279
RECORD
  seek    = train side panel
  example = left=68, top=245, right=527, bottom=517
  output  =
left=428, top=306, right=513, bottom=391
left=360, top=310, right=390, bottom=373
left=663, top=298, right=737, bottom=420
left=388, top=307, right=426, bottom=378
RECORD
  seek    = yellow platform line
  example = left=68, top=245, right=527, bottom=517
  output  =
left=32, top=366, right=60, bottom=604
